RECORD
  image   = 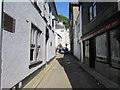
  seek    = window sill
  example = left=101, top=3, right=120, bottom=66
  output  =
left=29, top=61, right=43, bottom=69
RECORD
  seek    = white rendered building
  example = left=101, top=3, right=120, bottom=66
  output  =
left=55, top=21, right=70, bottom=50
left=1, top=0, right=57, bottom=89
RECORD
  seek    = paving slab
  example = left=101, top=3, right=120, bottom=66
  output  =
left=23, top=56, right=72, bottom=89
left=36, top=60, right=72, bottom=88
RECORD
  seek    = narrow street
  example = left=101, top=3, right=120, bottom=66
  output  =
left=0, top=1, right=120, bottom=89
left=24, top=53, right=105, bottom=88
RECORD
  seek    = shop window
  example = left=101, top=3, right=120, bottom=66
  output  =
left=110, top=27, right=120, bottom=69
left=96, top=33, right=107, bottom=62
left=3, top=12, right=15, bottom=33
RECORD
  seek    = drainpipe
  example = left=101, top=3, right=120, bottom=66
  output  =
left=0, top=0, right=3, bottom=89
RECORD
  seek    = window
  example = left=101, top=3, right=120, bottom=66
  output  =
left=93, top=4, right=96, bottom=18
left=96, top=33, right=107, bottom=63
left=32, top=0, right=41, bottom=14
left=50, top=42, right=52, bottom=46
left=49, top=4, right=52, bottom=13
left=84, top=41, right=89, bottom=58
left=44, top=4, right=46, bottom=10
left=3, top=12, right=15, bottom=33
left=89, top=2, right=97, bottom=21
left=110, top=27, right=120, bottom=69
left=46, top=28, right=49, bottom=44
left=89, top=6, right=93, bottom=21
left=52, top=20, right=54, bottom=27
left=61, top=30, right=64, bottom=32
left=30, top=24, right=42, bottom=68
left=34, top=0, right=39, bottom=5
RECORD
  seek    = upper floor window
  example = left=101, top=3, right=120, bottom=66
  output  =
left=34, top=0, right=39, bottom=5
left=89, top=2, right=97, bottom=21
left=52, top=20, right=54, bottom=27
left=31, top=0, right=41, bottom=14
left=49, top=4, right=52, bottom=13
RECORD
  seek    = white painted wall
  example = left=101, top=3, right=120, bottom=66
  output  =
left=55, top=33, right=62, bottom=49
left=46, top=29, right=55, bottom=62
left=55, top=22, right=70, bottom=50
left=73, top=6, right=83, bottom=61
left=2, top=1, right=56, bottom=88
left=73, top=19, right=81, bottom=60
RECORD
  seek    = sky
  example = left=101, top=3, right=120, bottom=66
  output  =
left=55, top=0, right=78, bottom=18
left=55, top=2, right=69, bottom=18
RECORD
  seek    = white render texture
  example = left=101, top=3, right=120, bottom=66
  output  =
left=55, top=22, right=70, bottom=50
left=2, top=1, right=56, bottom=88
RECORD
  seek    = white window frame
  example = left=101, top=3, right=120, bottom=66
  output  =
left=30, top=24, right=42, bottom=67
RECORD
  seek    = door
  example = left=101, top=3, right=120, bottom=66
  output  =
left=89, top=38, right=96, bottom=68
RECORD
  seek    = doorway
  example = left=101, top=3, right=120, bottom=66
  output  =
left=89, top=38, right=96, bottom=68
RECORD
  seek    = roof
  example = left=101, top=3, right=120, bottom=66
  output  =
left=70, top=2, right=79, bottom=4
left=49, top=2, right=58, bottom=17
left=55, top=25, right=65, bottom=29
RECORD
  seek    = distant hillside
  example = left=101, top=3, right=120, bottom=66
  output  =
left=56, top=14, right=69, bottom=29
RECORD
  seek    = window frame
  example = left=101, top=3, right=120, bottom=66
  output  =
left=88, top=2, right=97, bottom=22
left=109, top=27, right=120, bottom=70
left=95, top=33, right=108, bottom=63
left=29, top=23, right=42, bottom=68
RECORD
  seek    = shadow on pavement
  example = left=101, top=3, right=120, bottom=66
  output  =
left=56, top=53, right=106, bottom=89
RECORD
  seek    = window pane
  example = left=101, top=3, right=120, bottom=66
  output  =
left=93, top=5, right=96, bottom=18
left=85, top=41, right=89, bottom=58
left=96, top=33, right=107, bottom=62
left=89, top=6, right=93, bottom=21
left=110, top=27, right=120, bottom=69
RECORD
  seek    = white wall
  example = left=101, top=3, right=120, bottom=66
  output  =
left=55, top=24, right=70, bottom=50
left=46, top=29, right=55, bottom=62
left=1, top=1, right=55, bottom=88
left=73, top=6, right=83, bottom=61
left=73, top=20, right=80, bottom=60
left=55, top=33, right=62, bottom=48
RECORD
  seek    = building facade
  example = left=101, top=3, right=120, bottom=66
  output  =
left=1, top=0, right=57, bottom=89
left=81, top=2, right=120, bottom=86
left=55, top=21, right=70, bottom=51
left=69, top=2, right=79, bottom=54
left=74, top=5, right=83, bottom=61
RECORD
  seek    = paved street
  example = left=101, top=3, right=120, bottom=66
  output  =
left=24, top=53, right=106, bottom=89
left=56, top=53, right=106, bottom=88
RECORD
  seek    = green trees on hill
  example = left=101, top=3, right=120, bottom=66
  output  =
left=56, top=14, right=69, bottom=29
